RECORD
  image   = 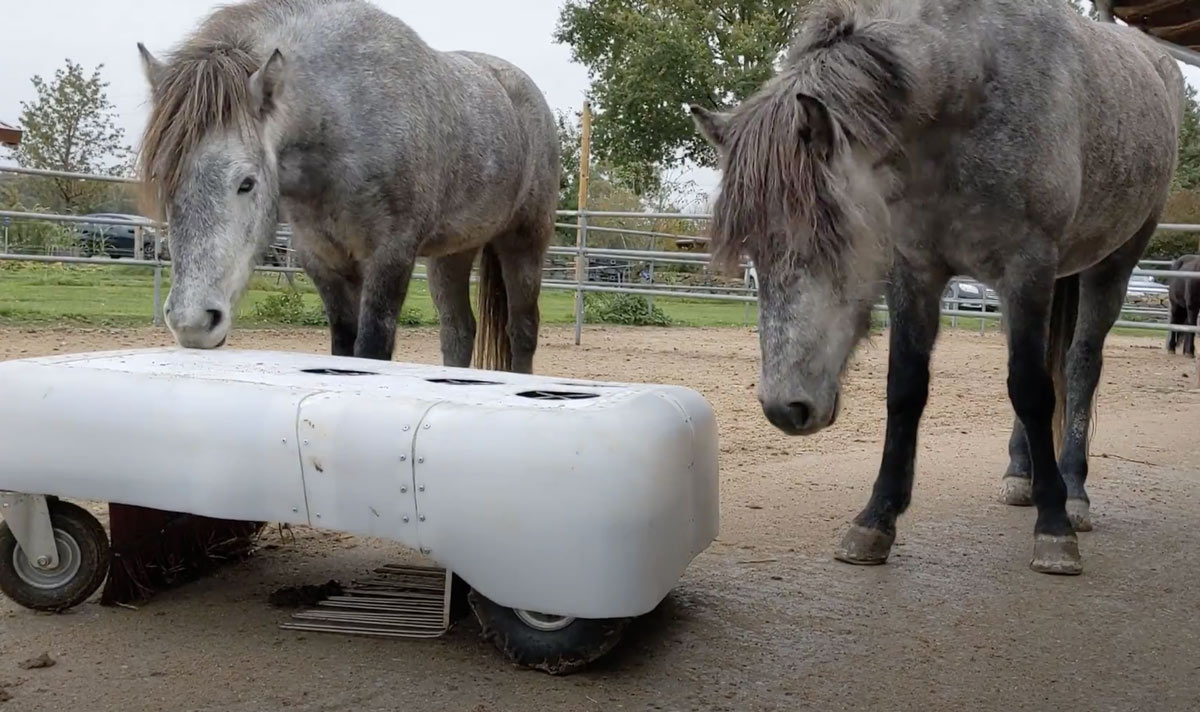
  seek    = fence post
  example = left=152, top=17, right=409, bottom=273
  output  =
left=647, top=259, right=655, bottom=317
left=152, top=232, right=164, bottom=325
left=2, top=216, right=8, bottom=254
left=573, top=99, right=592, bottom=347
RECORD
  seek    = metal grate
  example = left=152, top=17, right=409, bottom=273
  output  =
left=279, top=565, right=452, bottom=639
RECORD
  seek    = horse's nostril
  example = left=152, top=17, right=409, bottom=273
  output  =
left=206, top=309, right=224, bottom=331
left=787, top=401, right=812, bottom=429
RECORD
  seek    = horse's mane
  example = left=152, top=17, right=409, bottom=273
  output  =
left=136, top=39, right=261, bottom=219
left=708, top=0, right=912, bottom=274
left=136, top=0, right=354, bottom=218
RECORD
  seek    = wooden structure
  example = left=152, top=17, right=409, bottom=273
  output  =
left=1103, top=0, right=1200, bottom=66
left=0, top=121, right=20, bottom=148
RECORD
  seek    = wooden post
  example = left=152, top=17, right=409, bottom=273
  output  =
left=573, top=100, right=592, bottom=346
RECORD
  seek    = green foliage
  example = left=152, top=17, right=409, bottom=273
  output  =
left=584, top=292, right=673, bottom=326
left=251, top=291, right=327, bottom=326
left=6, top=59, right=131, bottom=214
left=554, top=0, right=807, bottom=178
left=248, top=290, right=432, bottom=327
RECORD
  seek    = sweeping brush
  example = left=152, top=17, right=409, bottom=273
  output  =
left=101, top=503, right=266, bottom=606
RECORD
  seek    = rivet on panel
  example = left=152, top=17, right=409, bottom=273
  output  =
left=400, top=486, right=408, bottom=493
left=417, top=457, right=424, bottom=464
left=291, top=507, right=298, bottom=513
left=403, top=425, right=410, bottom=431
left=419, top=515, right=426, bottom=522
left=423, top=423, right=430, bottom=429
left=418, top=485, right=425, bottom=492
left=315, top=513, right=322, bottom=519
left=403, top=516, right=410, bottom=523
left=400, top=455, right=407, bottom=462
left=303, top=439, right=309, bottom=445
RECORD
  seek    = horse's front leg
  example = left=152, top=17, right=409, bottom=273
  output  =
left=355, top=248, right=417, bottom=361
left=1001, top=269, right=1080, bottom=575
left=836, top=267, right=946, bottom=566
left=304, top=258, right=362, bottom=357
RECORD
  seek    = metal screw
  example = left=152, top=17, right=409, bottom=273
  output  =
left=291, top=507, right=298, bottom=513
left=418, top=485, right=425, bottom=492
left=403, top=425, right=410, bottom=431
left=303, top=439, right=309, bottom=445
left=315, top=513, right=321, bottom=519
left=35, top=556, right=50, bottom=568
left=400, top=455, right=407, bottom=462
left=403, top=516, right=409, bottom=523
left=423, top=423, right=430, bottom=429
left=400, top=486, right=408, bottom=493
left=281, top=438, right=287, bottom=444
left=419, top=515, right=426, bottom=522
left=417, top=457, right=424, bottom=464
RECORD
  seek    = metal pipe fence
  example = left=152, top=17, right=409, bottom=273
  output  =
left=3, top=164, right=1200, bottom=337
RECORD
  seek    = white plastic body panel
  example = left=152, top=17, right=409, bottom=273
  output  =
left=0, top=348, right=720, bottom=618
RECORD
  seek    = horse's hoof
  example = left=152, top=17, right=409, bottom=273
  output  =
left=1030, top=534, right=1082, bottom=575
left=834, top=525, right=894, bottom=566
left=1066, top=498, right=1092, bottom=532
left=1000, top=476, right=1033, bottom=506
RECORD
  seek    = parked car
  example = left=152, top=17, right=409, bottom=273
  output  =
left=74, top=214, right=157, bottom=260
left=1125, top=273, right=1169, bottom=298
left=944, top=278, right=999, bottom=311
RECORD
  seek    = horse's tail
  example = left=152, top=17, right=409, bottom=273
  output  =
left=1048, top=274, right=1080, bottom=454
left=474, top=242, right=512, bottom=372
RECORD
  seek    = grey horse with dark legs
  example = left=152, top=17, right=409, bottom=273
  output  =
left=691, top=0, right=1182, bottom=575
left=135, top=0, right=559, bottom=372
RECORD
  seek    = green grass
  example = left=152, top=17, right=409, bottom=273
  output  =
left=0, top=263, right=1166, bottom=341
left=0, top=264, right=760, bottom=328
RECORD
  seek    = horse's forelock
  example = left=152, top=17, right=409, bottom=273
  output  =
left=136, top=41, right=261, bottom=219
left=708, top=0, right=909, bottom=279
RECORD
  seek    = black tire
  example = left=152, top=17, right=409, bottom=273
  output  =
left=0, top=500, right=110, bottom=612
left=468, top=589, right=631, bottom=675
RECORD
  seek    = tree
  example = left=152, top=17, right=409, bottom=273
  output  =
left=6, top=59, right=131, bottom=214
left=554, top=0, right=808, bottom=185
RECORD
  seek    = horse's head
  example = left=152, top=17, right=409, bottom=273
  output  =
left=137, top=41, right=286, bottom=348
left=691, top=85, right=890, bottom=435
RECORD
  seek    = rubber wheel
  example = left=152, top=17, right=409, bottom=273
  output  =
left=468, top=589, right=631, bottom=675
left=0, top=500, right=110, bottom=612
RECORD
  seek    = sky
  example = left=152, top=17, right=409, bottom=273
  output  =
left=2, top=0, right=1198, bottom=204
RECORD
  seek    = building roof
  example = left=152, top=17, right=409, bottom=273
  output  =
left=0, top=121, right=20, bottom=148
left=1108, top=0, right=1200, bottom=59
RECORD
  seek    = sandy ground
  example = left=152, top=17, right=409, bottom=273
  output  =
left=2, top=323, right=1200, bottom=711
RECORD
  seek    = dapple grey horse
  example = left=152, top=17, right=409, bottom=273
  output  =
left=691, top=0, right=1183, bottom=575
left=136, top=0, right=559, bottom=372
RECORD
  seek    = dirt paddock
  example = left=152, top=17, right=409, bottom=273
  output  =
left=2, top=323, right=1200, bottom=711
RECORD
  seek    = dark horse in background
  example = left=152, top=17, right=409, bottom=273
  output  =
left=691, top=0, right=1182, bottom=575
left=1166, top=254, right=1200, bottom=356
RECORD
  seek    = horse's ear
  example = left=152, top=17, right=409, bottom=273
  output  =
left=796, top=92, right=835, bottom=154
left=690, top=104, right=731, bottom=148
left=137, top=42, right=164, bottom=92
left=249, top=49, right=286, bottom=118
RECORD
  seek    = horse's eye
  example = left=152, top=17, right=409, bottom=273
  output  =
left=238, top=177, right=256, bottom=194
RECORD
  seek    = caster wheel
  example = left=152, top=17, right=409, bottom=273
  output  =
left=468, top=589, right=631, bottom=675
left=0, top=500, right=110, bottom=612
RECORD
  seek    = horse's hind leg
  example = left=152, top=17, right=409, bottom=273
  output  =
left=998, top=261, right=1079, bottom=575
left=836, top=263, right=946, bottom=566
left=999, top=418, right=1033, bottom=506
left=1167, top=302, right=1184, bottom=353
left=493, top=226, right=551, bottom=374
left=428, top=248, right=480, bottom=368
left=1059, top=224, right=1154, bottom=533
left=1186, top=304, right=1199, bottom=357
